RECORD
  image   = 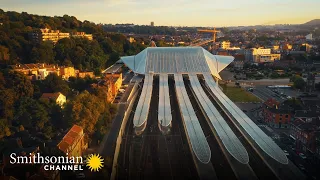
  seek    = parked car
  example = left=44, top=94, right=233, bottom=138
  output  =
left=299, top=153, right=307, bottom=159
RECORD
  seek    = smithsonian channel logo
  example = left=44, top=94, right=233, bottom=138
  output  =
left=9, top=153, right=104, bottom=172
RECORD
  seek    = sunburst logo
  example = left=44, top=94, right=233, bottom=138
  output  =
left=86, top=154, right=104, bottom=172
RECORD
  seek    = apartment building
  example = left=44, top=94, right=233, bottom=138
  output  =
left=60, top=66, right=76, bottom=79
left=256, top=54, right=281, bottom=63
left=29, top=28, right=93, bottom=43
left=71, top=32, right=93, bottom=41
left=219, top=41, right=231, bottom=49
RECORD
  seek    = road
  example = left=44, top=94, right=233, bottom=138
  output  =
left=248, top=86, right=300, bottom=102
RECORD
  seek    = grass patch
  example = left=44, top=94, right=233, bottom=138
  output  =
left=221, top=85, right=262, bottom=103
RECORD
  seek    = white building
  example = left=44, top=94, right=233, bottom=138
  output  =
left=38, top=69, right=49, bottom=80
left=245, top=48, right=271, bottom=62
left=256, top=54, right=281, bottom=63
left=40, top=92, right=66, bottom=107
left=306, top=34, right=313, bottom=41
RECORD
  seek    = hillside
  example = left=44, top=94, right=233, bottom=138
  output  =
left=303, top=19, right=320, bottom=26
left=0, top=9, right=146, bottom=73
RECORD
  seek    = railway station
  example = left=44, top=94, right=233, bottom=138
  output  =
left=117, top=47, right=305, bottom=180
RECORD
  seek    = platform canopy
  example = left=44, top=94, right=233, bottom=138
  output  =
left=120, top=47, right=234, bottom=79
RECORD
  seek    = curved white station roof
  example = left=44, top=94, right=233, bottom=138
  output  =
left=120, top=47, right=234, bottom=79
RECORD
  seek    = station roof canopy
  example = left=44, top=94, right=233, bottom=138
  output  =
left=120, top=47, right=234, bottom=79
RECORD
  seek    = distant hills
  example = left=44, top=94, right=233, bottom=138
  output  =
left=303, top=19, right=320, bottom=26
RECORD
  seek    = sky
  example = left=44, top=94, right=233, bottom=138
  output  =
left=1, top=0, right=320, bottom=27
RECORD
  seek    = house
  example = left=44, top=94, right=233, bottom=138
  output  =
left=40, top=92, right=66, bottom=107
left=263, top=98, right=292, bottom=128
left=77, top=71, right=95, bottom=78
left=57, top=125, right=87, bottom=157
left=59, top=66, right=76, bottom=80
left=11, top=63, right=60, bottom=80
left=95, top=73, right=123, bottom=102
left=290, top=117, right=320, bottom=154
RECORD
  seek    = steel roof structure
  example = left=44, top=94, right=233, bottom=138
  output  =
left=133, top=74, right=153, bottom=128
left=158, top=74, right=172, bottom=128
left=203, top=73, right=288, bottom=165
left=188, top=74, right=249, bottom=164
left=174, top=74, right=211, bottom=164
left=120, top=47, right=233, bottom=79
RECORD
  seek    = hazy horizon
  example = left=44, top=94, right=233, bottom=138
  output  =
left=2, top=0, right=320, bottom=27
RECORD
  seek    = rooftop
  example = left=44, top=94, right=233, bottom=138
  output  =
left=120, top=47, right=234, bottom=79
left=57, top=125, right=84, bottom=153
left=40, top=92, right=64, bottom=101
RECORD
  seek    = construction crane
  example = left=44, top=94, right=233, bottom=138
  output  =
left=197, top=28, right=220, bottom=42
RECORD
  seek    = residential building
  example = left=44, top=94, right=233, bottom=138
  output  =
left=151, top=22, right=154, bottom=26
left=290, top=117, right=320, bottom=154
left=282, top=43, right=293, bottom=51
left=12, top=63, right=60, bottom=80
left=29, top=28, right=70, bottom=43
left=217, top=50, right=228, bottom=56
left=29, top=28, right=92, bottom=43
left=301, top=43, right=312, bottom=53
left=103, top=73, right=123, bottom=102
left=219, top=41, right=230, bottom=49
left=40, top=92, right=66, bottom=107
left=57, top=125, right=87, bottom=157
left=245, top=48, right=271, bottom=62
left=233, top=60, right=244, bottom=70
left=127, top=37, right=136, bottom=43
left=263, top=98, right=292, bottom=128
left=71, top=32, right=93, bottom=40
left=60, top=66, right=76, bottom=80
left=256, top=54, right=281, bottom=63
left=77, top=71, right=95, bottom=78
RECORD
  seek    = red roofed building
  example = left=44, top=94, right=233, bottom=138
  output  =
left=40, top=92, right=66, bottom=107
left=57, top=125, right=87, bottom=157
left=263, top=98, right=292, bottom=128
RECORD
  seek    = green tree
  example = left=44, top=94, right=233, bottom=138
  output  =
left=0, top=89, right=15, bottom=120
left=4, top=71, right=34, bottom=99
left=293, top=77, right=306, bottom=90
left=0, top=119, right=11, bottom=138
left=63, top=91, right=105, bottom=135
left=14, top=97, right=49, bottom=130
left=42, top=73, right=70, bottom=95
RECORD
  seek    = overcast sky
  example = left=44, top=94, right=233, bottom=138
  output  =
left=1, top=0, right=320, bottom=26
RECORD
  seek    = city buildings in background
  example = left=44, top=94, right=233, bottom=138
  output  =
left=151, top=21, right=154, bottom=27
